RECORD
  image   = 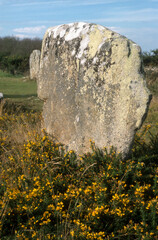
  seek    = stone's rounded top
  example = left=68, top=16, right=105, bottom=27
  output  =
left=47, top=22, right=119, bottom=41
left=45, top=22, right=139, bottom=61
left=32, top=49, right=41, bottom=52
left=47, top=22, right=89, bottom=39
left=30, top=49, right=41, bottom=57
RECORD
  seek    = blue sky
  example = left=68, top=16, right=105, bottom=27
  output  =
left=0, top=0, right=158, bottom=52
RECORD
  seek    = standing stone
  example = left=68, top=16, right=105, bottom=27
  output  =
left=29, top=50, right=41, bottom=80
left=0, top=92, right=4, bottom=115
left=0, top=93, right=3, bottom=101
left=38, top=22, right=151, bottom=158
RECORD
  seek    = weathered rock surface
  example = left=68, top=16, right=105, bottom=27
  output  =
left=38, top=22, right=151, bottom=157
left=29, top=50, right=41, bottom=80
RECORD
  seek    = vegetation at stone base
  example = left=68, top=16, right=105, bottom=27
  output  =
left=0, top=106, right=157, bottom=240
left=142, top=63, right=158, bottom=137
left=0, top=37, right=42, bottom=75
left=145, top=67, right=158, bottom=98
left=142, top=49, right=158, bottom=67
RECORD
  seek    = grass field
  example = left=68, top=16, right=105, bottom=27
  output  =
left=0, top=70, right=43, bottom=112
left=141, top=67, right=158, bottom=138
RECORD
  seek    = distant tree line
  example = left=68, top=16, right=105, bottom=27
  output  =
left=0, top=36, right=42, bottom=75
left=142, top=49, right=158, bottom=67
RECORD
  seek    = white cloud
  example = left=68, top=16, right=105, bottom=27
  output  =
left=121, top=8, right=158, bottom=16
left=14, top=34, right=32, bottom=39
left=12, top=1, right=67, bottom=7
left=13, top=25, right=46, bottom=34
left=11, top=0, right=129, bottom=7
left=85, top=8, right=158, bottom=23
left=124, top=8, right=158, bottom=21
left=71, top=0, right=129, bottom=6
left=28, top=20, right=67, bottom=25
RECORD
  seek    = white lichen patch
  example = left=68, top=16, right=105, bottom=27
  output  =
left=51, top=25, right=62, bottom=38
left=75, top=115, right=80, bottom=123
left=71, top=49, right=76, bottom=56
left=98, top=25, right=105, bottom=31
left=100, top=62, right=106, bottom=67
left=81, top=58, right=86, bottom=65
left=46, top=23, right=110, bottom=63
left=47, top=27, right=55, bottom=37
left=65, top=22, right=89, bottom=41
left=47, top=22, right=91, bottom=42
left=92, top=57, right=98, bottom=64
left=60, top=29, right=66, bottom=38
left=98, top=37, right=107, bottom=50
left=47, top=25, right=66, bottom=39
left=76, top=35, right=90, bottom=59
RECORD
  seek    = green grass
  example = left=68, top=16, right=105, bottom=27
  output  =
left=145, top=67, right=158, bottom=97
left=0, top=70, right=43, bottom=112
left=0, top=71, right=22, bottom=78
left=138, top=67, right=158, bottom=139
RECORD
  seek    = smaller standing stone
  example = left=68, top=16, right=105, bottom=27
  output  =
left=0, top=92, right=4, bottom=115
left=0, top=92, right=3, bottom=101
left=29, top=50, right=41, bottom=80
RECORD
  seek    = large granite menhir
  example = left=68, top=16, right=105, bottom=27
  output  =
left=38, top=22, right=151, bottom=158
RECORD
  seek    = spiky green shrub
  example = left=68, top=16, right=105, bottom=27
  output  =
left=0, top=112, right=157, bottom=240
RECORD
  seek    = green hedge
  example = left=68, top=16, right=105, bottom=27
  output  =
left=0, top=54, right=29, bottom=75
left=142, top=49, right=158, bottom=66
left=0, top=37, right=42, bottom=75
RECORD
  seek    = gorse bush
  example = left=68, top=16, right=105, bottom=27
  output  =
left=0, top=110, right=158, bottom=239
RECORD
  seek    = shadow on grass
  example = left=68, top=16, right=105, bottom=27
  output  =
left=4, top=94, right=37, bottom=98
left=2, top=98, right=43, bottom=114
